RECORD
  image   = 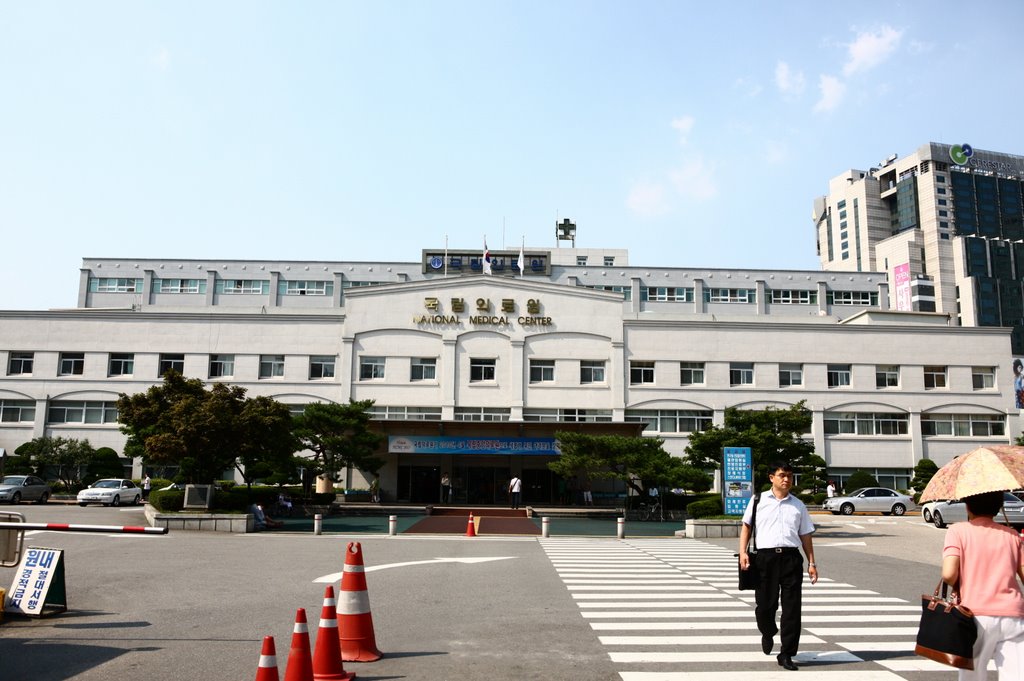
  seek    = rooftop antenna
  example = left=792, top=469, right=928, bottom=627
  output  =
left=555, top=217, right=576, bottom=248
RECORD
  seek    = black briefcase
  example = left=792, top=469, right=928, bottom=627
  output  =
left=914, top=580, right=977, bottom=670
left=737, top=551, right=759, bottom=590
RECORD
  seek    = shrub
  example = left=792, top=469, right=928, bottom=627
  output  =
left=148, top=489, right=184, bottom=512
left=846, top=469, right=880, bottom=490
left=686, top=497, right=723, bottom=518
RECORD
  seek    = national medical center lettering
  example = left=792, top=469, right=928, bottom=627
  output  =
left=389, top=435, right=559, bottom=455
left=414, top=295, right=553, bottom=327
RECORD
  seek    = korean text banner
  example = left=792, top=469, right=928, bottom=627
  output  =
left=723, top=446, right=754, bottom=515
left=389, top=435, right=559, bottom=455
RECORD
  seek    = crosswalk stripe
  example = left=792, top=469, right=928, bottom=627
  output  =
left=609, top=650, right=862, bottom=663
left=541, top=538, right=930, bottom=680
left=599, top=634, right=827, bottom=645
left=619, top=671, right=909, bottom=680
left=806, top=627, right=920, bottom=636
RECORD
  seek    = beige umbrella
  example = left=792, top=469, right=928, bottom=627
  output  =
left=919, top=445, right=1024, bottom=503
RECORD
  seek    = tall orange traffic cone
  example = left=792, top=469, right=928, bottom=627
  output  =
left=284, top=608, right=314, bottom=681
left=312, top=586, right=355, bottom=681
left=465, top=512, right=476, bottom=537
left=338, top=542, right=383, bottom=662
left=255, top=636, right=281, bottom=681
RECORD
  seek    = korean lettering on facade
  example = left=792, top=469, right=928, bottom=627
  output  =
left=413, top=295, right=552, bottom=327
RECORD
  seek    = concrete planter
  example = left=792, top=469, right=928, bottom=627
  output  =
left=144, top=504, right=254, bottom=533
left=686, top=518, right=743, bottom=539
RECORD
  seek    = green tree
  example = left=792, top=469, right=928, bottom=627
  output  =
left=684, top=402, right=815, bottom=489
left=234, top=395, right=299, bottom=487
left=797, top=454, right=828, bottom=494
left=291, top=400, right=384, bottom=481
left=22, top=436, right=96, bottom=490
left=846, top=469, right=880, bottom=490
left=547, top=432, right=712, bottom=497
left=117, top=371, right=296, bottom=484
left=85, top=447, right=125, bottom=484
left=910, top=458, right=939, bottom=493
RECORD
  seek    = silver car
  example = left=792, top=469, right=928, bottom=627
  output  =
left=0, top=475, right=51, bottom=504
left=929, top=492, right=1024, bottom=529
left=822, top=487, right=916, bottom=516
left=77, top=478, right=142, bottom=507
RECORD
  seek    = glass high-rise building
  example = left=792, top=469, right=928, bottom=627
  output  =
left=815, top=142, right=1024, bottom=353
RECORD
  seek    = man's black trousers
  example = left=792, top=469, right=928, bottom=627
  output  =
left=754, top=547, right=804, bottom=656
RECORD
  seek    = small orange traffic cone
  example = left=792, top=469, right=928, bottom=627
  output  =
left=284, top=608, right=314, bottom=681
left=465, top=512, right=476, bottom=537
left=312, top=586, right=355, bottom=681
left=255, top=636, right=281, bottom=681
left=338, top=542, right=383, bottom=662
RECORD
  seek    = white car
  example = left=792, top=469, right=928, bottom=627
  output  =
left=928, top=493, right=1024, bottom=529
left=77, top=478, right=142, bottom=507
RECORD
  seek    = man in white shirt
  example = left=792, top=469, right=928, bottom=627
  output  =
left=738, top=462, right=817, bottom=671
left=509, top=475, right=522, bottom=509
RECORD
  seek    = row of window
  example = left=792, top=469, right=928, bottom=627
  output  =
left=5, top=351, right=1000, bottom=392
left=94, top=278, right=340, bottom=297
left=629, top=361, right=993, bottom=391
left=4, top=398, right=1003, bottom=439
left=637, top=288, right=875, bottom=305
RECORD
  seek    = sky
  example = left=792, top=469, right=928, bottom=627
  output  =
left=3, top=1, right=1024, bottom=310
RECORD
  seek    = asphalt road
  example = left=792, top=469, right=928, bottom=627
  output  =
left=0, top=505, right=957, bottom=681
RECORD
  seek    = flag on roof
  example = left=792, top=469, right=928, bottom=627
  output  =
left=482, top=239, right=492, bottom=275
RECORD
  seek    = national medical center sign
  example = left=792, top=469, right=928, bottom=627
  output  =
left=389, top=435, right=559, bottom=455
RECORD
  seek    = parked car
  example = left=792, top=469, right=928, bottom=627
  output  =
left=822, top=487, right=916, bottom=516
left=77, top=478, right=142, bottom=507
left=929, top=492, right=1024, bottom=529
left=0, top=475, right=51, bottom=504
left=920, top=499, right=941, bottom=523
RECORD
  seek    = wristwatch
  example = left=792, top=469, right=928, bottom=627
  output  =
left=808, top=562, right=817, bottom=567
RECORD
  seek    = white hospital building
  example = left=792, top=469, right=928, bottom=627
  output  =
left=0, top=237, right=1015, bottom=503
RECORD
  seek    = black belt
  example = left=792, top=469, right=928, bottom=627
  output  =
left=762, top=547, right=800, bottom=554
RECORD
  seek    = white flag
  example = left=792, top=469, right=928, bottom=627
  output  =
left=517, top=242, right=525, bottom=276
left=482, top=239, right=492, bottom=275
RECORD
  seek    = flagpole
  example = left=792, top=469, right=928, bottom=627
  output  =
left=444, top=234, right=448, bottom=278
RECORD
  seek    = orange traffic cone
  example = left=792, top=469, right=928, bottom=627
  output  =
left=284, top=608, right=314, bottom=681
left=255, top=636, right=281, bottom=681
left=338, top=542, right=383, bottom=662
left=312, top=586, right=355, bottom=681
left=466, top=512, right=476, bottom=537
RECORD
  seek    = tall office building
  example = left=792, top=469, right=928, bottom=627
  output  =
left=814, top=142, right=1024, bottom=352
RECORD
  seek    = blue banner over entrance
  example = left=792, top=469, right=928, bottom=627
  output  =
left=388, top=435, right=559, bottom=455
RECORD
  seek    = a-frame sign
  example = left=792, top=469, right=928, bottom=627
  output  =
left=4, top=546, right=67, bottom=617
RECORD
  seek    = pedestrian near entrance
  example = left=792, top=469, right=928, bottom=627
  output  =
left=581, top=478, right=593, bottom=506
left=441, top=472, right=451, bottom=504
left=941, top=490, right=1024, bottom=681
left=739, top=462, right=817, bottom=672
left=826, top=480, right=836, bottom=498
left=142, top=474, right=151, bottom=501
left=509, top=474, right=522, bottom=509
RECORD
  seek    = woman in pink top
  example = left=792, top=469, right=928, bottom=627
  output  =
left=942, top=490, right=1024, bottom=680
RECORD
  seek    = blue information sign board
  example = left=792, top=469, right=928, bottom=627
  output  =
left=722, top=446, right=753, bottom=516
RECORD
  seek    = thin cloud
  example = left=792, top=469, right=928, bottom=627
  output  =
left=669, top=157, right=717, bottom=201
left=775, top=61, right=805, bottom=96
left=733, top=76, right=763, bottom=98
left=155, top=47, right=171, bottom=71
left=626, top=182, right=670, bottom=217
left=764, top=140, right=788, bottom=165
left=813, top=74, right=846, bottom=113
left=671, top=116, right=695, bottom=145
left=843, top=26, right=902, bottom=76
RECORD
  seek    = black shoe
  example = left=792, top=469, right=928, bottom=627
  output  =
left=777, top=654, right=798, bottom=671
left=761, top=634, right=773, bottom=655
